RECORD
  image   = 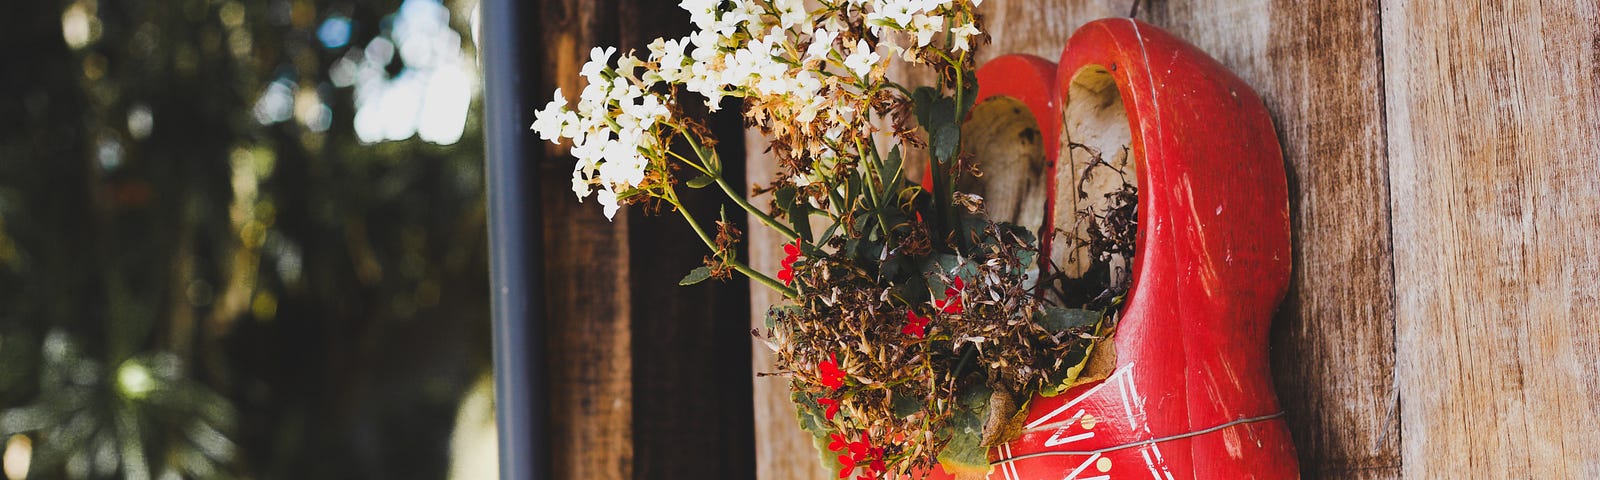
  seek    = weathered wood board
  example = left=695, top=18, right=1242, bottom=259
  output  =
left=1382, top=0, right=1600, bottom=477
left=536, top=1, right=636, bottom=477
left=535, top=1, right=755, bottom=479
left=746, top=129, right=835, bottom=480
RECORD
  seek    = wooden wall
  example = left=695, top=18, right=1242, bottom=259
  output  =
left=532, top=1, right=755, bottom=479
left=736, top=0, right=1600, bottom=478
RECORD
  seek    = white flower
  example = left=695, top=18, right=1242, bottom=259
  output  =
left=793, top=93, right=827, bottom=123
left=621, top=95, right=670, bottom=130
left=773, top=0, right=807, bottom=29
left=868, top=0, right=915, bottom=27
left=607, top=76, right=643, bottom=104
left=535, top=0, right=989, bottom=220
left=680, top=0, right=721, bottom=30
left=909, top=14, right=942, bottom=47
left=530, top=89, right=570, bottom=141
left=649, top=37, right=691, bottom=82
left=572, top=168, right=592, bottom=200
left=806, top=27, right=838, bottom=61
left=616, top=53, right=644, bottom=76
left=596, top=188, right=621, bottom=220
left=951, top=22, right=981, bottom=51
left=580, top=47, right=616, bottom=83
left=843, top=40, right=880, bottom=79
left=577, top=79, right=610, bottom=113
left=599, top=140, right=648, bottom=188
left=571, top=132, right=606, bottom=172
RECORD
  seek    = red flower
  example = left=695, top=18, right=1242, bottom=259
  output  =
left=827, top=430, right=886, bottom=479
left=818, top=352, right=846, bottom=390
left=848, top=434, right=869, bottom=458
left=902, top=310, right=930, bottom=338
left=934, top=276, right=965, bottom=314
left=818, top=397, right=840, bottom=421
left=828, top=432, right=849, bottom=452
left=778, top=240, right=802, bottom=285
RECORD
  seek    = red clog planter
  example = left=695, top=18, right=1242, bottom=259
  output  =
left=934, top=19, right=1298, bottom=479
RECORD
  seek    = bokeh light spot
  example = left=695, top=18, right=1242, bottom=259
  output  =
left=116, top=360, right=156, bottom=400
left=317, top=15, right=352, bottom=49
left=3, top=434, right=31, bottom=480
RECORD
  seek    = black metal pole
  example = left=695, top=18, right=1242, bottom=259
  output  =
left=482, top=0, right=546, bottom=478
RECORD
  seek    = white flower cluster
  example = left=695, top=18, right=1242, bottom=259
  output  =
left=531, top=47, right=672, bottom=220
left=865, top=0, right=983, bottom=57
left=531, top=0, right=983, bottom=220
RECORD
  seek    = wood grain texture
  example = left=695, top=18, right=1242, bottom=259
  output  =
left=537, top=1, right=631, bottom=479
left=1140, top=1, right=1403, bottom=477
left=619, top=3, right=758, bottom=479
left=541, top=170, right=635, bottom=480
left=747, top=128, right=835, bottom=480
left=978, top=0, right=1138, bottom=64
left=536, top=1, right=758, bottom=478
left=1382, top=0, right=1600, bottom=477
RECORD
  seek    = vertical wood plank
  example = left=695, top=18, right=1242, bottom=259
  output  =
left=1382, top=1, right=1600, bottom=477
left=542, top=173, right=635, bottom=480
left=979, top=0, right=1136, bottom=64
left=539, top=1, right=633, bottom=478
left=1141, top=1, right=1403, bottom=477
left=748, top=129, right=834, bottom=480
left=620, top=2, right=757, bottom=478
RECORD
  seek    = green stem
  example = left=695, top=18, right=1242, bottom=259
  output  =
left=715, top=176, right=800, bottom=241
left=854, top=139, right=894, bottom=241
left=672, top=125, right=800, bottom=242
left=668, top=191, right=798, bottom=298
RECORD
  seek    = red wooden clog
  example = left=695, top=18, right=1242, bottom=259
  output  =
left=933, top=18, right=1298, bottom=479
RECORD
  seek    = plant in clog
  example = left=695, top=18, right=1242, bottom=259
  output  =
left=529, top=1, right=1295, bottom=477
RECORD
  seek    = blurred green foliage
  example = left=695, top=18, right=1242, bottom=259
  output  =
left=0, top=0, right=490, bottom=477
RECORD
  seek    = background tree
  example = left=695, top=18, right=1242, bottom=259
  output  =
left=0, top=0, right=491, bottom=477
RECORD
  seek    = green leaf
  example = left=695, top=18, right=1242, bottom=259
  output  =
left=1040, top=341, right=1093, bottom=397
left=686, top=174, right=715, bottom=189
left=809, top=434, right=839, bottom=471
left=1037, top=307, right=1101, bottom=332
left=929, top=96, right=956, bottom=127
left=775, top=185, right=812, bottom=242
left=844, top=238, right=885, bottom=266
left=678, top=266, right=713, bottom=286
left=792, top=389, right=830, bottom=436
left=951, top=213, right=989, bottom=251
left=816, top=221, right=842, bottom=246
left=913, top=89, right=960, bottom=164
left=775, top=185, right=796, bottom=207
left=912, top=86, right=939, bottom=126
left=792, top=389, right=838, bottom=469
left=937, top=384, right=994, bottom=476
left=880, top=146, right=904, bottom=188
left=922, top=254, right=978, bottom=292
left=932, top=122, right=960, bottom=166
left=892, top=390, right=924, bottom=418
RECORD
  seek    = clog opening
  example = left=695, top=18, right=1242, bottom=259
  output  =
left=1054, top=65, right=1136, bottom=286
left=957, top=96, right=1049, bottom=236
